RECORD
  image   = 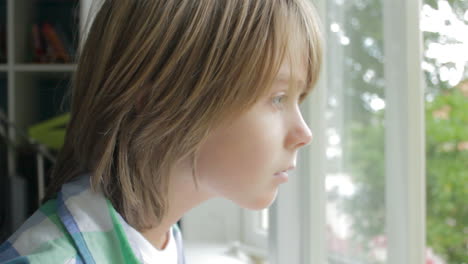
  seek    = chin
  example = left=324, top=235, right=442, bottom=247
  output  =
left=239, top=190, right=278, bottom=210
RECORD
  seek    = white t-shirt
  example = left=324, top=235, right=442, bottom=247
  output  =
left=120, top=219, right=178, bottom=264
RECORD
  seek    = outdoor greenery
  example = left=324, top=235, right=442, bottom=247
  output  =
left=326, top=0, right=467, bottom=263
left=425, top=82, right=468, bottom=263
left=335, top=82, right=467, bottom=263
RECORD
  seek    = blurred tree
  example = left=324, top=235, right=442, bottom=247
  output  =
left=425, top=81, right=468, bottom=263
left=326, top=0, right=468, bottom=263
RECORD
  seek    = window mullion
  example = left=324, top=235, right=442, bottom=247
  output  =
left=299, top=70, right=328, bottom=264
left=268, top=166, right=303, bottom=264
left=302, top=0, right=328, bottom=263
left=383, top=0, right=426, bottom=263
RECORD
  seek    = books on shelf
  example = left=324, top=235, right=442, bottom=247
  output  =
left=32, top=22, right=75, bottom=64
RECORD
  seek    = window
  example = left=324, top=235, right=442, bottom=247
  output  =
left=421, top=1, right=468, bottom=264
left=324, top=0, right=387, bottom=262
left=271, top=0, right=427, bottom=263
left=183, top=1, right=467, bottom=264
left=241, top=209, right=268, bottom=250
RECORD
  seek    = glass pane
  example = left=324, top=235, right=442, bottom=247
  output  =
left=325, top=0, right=386, bottom=263
left=260, top=209, right=269, bottom=231
left=422, top=1, right=468, bottom=263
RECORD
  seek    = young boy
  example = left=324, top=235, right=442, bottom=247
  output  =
left=0, top=0, right=323, bottom=263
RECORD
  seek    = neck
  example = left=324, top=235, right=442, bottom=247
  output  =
left=138, top=158, right=215, bottom=250
left=142, top=228, right=170, bottom=250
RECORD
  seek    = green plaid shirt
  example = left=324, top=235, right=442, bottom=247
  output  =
left=0, top=174, right=186, bottom=264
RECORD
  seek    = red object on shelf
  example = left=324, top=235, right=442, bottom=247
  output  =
left=32, top=24, right=47, bottom=63
left=41, top=22, right=70, bottom=63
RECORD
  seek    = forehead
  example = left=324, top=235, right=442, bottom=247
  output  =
left=276, top=62, right=306, bottom=80
left=275, top=60, right=307, bottom=92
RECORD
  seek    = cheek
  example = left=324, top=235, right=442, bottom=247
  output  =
left=196, top=118, right=280, bottom=194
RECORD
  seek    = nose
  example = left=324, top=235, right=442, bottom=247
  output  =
left=286, top=108, right=313, bottom=150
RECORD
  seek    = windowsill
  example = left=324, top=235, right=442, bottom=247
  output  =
left=184, top=242, right=268, bottom=264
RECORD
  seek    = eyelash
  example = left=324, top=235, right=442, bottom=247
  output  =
left=272, top=94, right=287, bottom=106
left=272, top=92, right=308, bottom=107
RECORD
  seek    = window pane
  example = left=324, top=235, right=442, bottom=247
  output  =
left=325, top=0, right=386, bottom=263
left=422, top=1, right=468, bottom=263
left=260, top=209, right=269, bottom=231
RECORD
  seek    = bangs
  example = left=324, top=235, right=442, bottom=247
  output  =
left=278, top=0, right=323, bottom=103
left=207, top=0, right=324, bottom=124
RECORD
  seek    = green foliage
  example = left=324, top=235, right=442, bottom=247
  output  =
left=326, top=0, right=467, bottom=262
left=333, top=85, right=468, bottom=263
left=342, top=118, right=385, bottom=246
left=425, top=86, right=468, bottom=263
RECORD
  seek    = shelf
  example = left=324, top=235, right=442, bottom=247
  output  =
left=1, top=0, right=89, bottom=242
left=14, top=64, right=76, bottom=72
left=14, top=0, right=80, bottom=64
left=14, top=71, right=71, bottom=131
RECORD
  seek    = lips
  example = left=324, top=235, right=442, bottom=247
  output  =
left=276, top=165, right=296, bottom=174
left=273, top=171, right=289, bottom=182
left=274, top=171, right=288, bottom=176
left=273, top=165, right=296, bottom=181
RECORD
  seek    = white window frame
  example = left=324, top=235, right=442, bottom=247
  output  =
left=241, top=209, right=268, bottom=251
left=269, top=0, right=426, bottom=263
left=182, top=198, right=241, bottom=244
left=383, top=0, right=426, bottom=262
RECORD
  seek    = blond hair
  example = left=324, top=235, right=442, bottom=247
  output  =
left=45, top=0, right=323, bottom=230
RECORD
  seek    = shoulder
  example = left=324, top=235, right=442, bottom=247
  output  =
left=0, top=249, right=81, bottom=264
left=0, top=200, right=79, bottom=263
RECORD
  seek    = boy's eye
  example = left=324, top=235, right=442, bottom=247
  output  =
left=272, top=95, right=287, bottom=105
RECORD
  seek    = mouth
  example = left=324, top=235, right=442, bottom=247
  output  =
left=273, top=166, right=296, bottom=182
left=276, top=165, right=295, bottom=174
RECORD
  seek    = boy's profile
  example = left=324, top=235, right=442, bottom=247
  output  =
left=0, top=0, right=323, bottom=263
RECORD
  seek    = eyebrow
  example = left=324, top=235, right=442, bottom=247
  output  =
left=275, top=74, right=307, bottom=94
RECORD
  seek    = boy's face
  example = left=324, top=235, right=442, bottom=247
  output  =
left=196, top=61, right=312, bottom=210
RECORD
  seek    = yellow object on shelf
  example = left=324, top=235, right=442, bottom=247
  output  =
left=28, top=113, right=69, bottom=150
